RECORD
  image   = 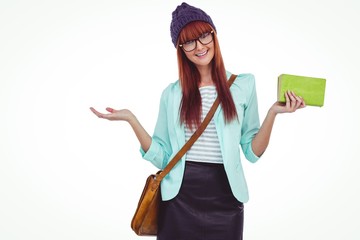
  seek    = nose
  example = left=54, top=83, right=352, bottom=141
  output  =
left=195, top=39, right=205, bottom=50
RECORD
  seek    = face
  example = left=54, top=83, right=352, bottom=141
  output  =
left=180, top=31, right=215, bottom=68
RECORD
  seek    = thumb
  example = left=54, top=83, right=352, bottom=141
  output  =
left=106, top=107, right=115, bottom=113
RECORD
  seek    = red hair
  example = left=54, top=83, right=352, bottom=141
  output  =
left=176, top=21, right=237, bottom=129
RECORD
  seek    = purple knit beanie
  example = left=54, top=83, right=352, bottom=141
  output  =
left=170, top=2, right=216, bottom=47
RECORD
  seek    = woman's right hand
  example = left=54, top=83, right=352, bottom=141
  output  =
left=90, top=107, right=134, bottom=122
left=90, top=106, right=152, bottom=151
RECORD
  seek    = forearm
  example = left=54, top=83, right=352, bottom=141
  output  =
left=127, top=114, right=152, bottom=152
left=251, top=108, right=277, bottom=157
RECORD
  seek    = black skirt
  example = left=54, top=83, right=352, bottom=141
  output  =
left=157, top=161, right=244, bottom=240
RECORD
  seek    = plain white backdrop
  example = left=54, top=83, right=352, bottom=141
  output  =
left=1, top=0, right=359, bottom=239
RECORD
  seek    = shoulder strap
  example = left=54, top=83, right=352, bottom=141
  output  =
left=153, top=74, right=237, bottom=184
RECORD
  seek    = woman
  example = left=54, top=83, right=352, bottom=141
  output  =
left=90, top=2, right=305, bottom=240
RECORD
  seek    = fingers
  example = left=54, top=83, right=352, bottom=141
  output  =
left=90, top=107, right=103, bottom=118
left=90, top=107, right=112, bottom=119
left=272, top=91, right=306, bottom=114
left=300, top=99, right=306, bottom=108
left=285, top=90, right=291, bottom=109
left=285, top=91, right=306, bottom=112
left=291, top=92, right=302, bottom=109
left=106, top=107, right=114, bottom=113
left=297, top=95, right=306, bottom=108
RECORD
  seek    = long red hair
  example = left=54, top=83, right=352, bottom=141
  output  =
left=176, top=21, right=237, bottom=129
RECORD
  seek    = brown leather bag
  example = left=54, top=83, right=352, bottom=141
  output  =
left=131, top=74, right=237, bottom=236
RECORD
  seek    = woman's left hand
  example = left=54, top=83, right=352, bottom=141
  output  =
left=270, top=90, right=306, bottom=114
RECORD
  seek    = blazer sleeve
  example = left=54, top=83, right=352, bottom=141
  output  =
left=139, top=85, right=172, bottom=169
left=239, top=74, right=261, bottom=163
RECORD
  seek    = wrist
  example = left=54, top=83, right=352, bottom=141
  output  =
left=268, top=107, right=278, bottom=117
left=124, top=110, right=136, bottom=123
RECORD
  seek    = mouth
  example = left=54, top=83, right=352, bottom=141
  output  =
left=195, top=50, right=208, bottom=57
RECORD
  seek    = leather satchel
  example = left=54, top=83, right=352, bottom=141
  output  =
left=131, top=74, right=237, bottom=236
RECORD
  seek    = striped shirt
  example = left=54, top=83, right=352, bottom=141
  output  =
left=185, top=86, right=223, bottom=164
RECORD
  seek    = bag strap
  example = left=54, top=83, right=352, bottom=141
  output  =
left=153, top=74, right=237, bottom=186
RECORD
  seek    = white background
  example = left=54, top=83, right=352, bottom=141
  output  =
left=1, top=0, right=359, bottom=239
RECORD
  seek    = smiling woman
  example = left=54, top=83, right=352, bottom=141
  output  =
left=90, top=2, right=306, bottom=239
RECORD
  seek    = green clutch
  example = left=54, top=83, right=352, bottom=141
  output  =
left=277, top=74, right=326, bottom=107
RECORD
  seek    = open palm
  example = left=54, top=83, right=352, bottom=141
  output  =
left=90, top=107, right=133, bottom=121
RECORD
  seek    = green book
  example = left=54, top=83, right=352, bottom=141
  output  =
left=277, top=74, right=326, bottom=107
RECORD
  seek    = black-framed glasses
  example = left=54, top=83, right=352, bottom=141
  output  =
left=179, top=31, right=214, bottom=52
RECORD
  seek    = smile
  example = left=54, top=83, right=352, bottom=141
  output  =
left=195, top=50, right=208, bottom=57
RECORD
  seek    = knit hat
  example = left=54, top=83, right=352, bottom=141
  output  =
left=170, top=2, right=216, bottom=47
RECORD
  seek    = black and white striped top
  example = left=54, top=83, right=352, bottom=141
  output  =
left=185, top=86, right=223, bottom=164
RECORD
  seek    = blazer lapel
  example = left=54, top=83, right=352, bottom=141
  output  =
left=172, top=84, right=185, bottom=150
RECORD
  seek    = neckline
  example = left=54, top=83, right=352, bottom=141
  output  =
left=199, top=85, right=216, bottom=89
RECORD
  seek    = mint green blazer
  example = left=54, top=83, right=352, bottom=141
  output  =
left=140, top=72, right=261, bottom=203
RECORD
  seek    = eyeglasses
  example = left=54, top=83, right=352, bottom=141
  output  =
left=179, top=31, right=214, bottom=52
